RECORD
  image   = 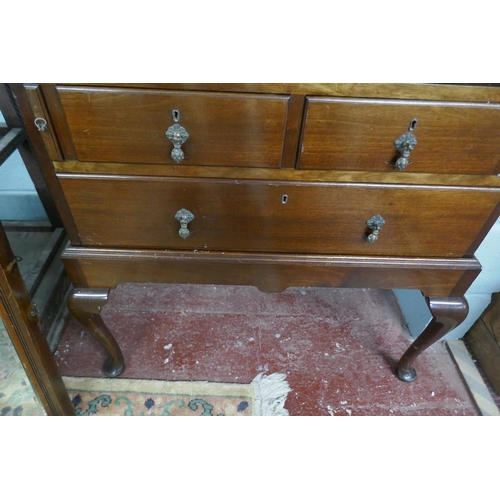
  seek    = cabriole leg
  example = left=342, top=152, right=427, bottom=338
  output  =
left=67, top=288, right=125, bottom=377
left=396, top=296, right=468, bottom=383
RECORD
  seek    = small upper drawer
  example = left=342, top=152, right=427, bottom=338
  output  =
left=299, top=97, right=500, bottom=175
left=54, top=86, right=289, bottom=168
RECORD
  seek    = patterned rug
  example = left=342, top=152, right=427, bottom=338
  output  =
left=1, top=317, right=291, bottom=417
left=64, top=373, right=291, bottom=416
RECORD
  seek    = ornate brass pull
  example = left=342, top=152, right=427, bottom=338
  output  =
left=165, top=110, right=189, bottom=163
left=366, top=215, right=385, bottom=243
left=175, top=208, right=194, bottom=239
left=394, top=132, right=417, bottom=171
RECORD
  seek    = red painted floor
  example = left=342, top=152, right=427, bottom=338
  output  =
left=54, top=284, right=478, bottom=416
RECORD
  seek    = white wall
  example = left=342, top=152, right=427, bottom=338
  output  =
left=395, top=214, right=500, bottom=339
left=0, top=110, right=48, bottom=220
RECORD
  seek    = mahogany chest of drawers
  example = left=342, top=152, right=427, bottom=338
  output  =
left=12, top=83, right=500, bottom=382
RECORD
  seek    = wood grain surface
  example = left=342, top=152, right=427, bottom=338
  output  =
left=62, top=246, right=480, bottom=296
left=299, top=97, right=500, bottom=174
left=58, top=174, right=500, bottom=258
left=55, top=87, right=289, bottom=168
left=56, top=83, right=500, bottom=103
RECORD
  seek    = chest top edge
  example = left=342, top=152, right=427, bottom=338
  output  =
left=41, top=83, right=500, bottom=104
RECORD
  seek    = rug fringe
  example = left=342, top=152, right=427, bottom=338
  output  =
left=251, top=372, right=291, bottom=416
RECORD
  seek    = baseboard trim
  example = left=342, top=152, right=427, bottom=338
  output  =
left=446, top=339, right=500, bottom=416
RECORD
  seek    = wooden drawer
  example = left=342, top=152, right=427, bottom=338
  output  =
left=58, top=174, right=500, bottom=258
left=54, top=86, right=289, bottom=168
left=299, top=97, right=500, bottom=175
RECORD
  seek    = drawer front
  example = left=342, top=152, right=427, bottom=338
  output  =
left=55, top=87, right=289, bottom=168
left=58, top=175, right=500, bottom=258
left=299, top=97, right=500, bottom=175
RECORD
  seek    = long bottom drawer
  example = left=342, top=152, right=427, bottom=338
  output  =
left=58, top=174, right=500, bottom=258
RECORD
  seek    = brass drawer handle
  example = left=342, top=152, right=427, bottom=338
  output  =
left=394, top=131, right=417, bottom=171
left=165, top=110, right=189, bottom=163
left=366, top=215, right=385, bottom=243
left=175, top=208, right=194, bottom=239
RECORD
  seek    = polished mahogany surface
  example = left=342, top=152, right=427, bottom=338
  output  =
left=62, top=246, right=480, bottom=297
left=11, top=82, right=500, bottom=383
left=300, top=98, right=500, bottom=174
left=58, top=174, right=500, bottom=258
left=55, top=87, right=289, bottom=168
